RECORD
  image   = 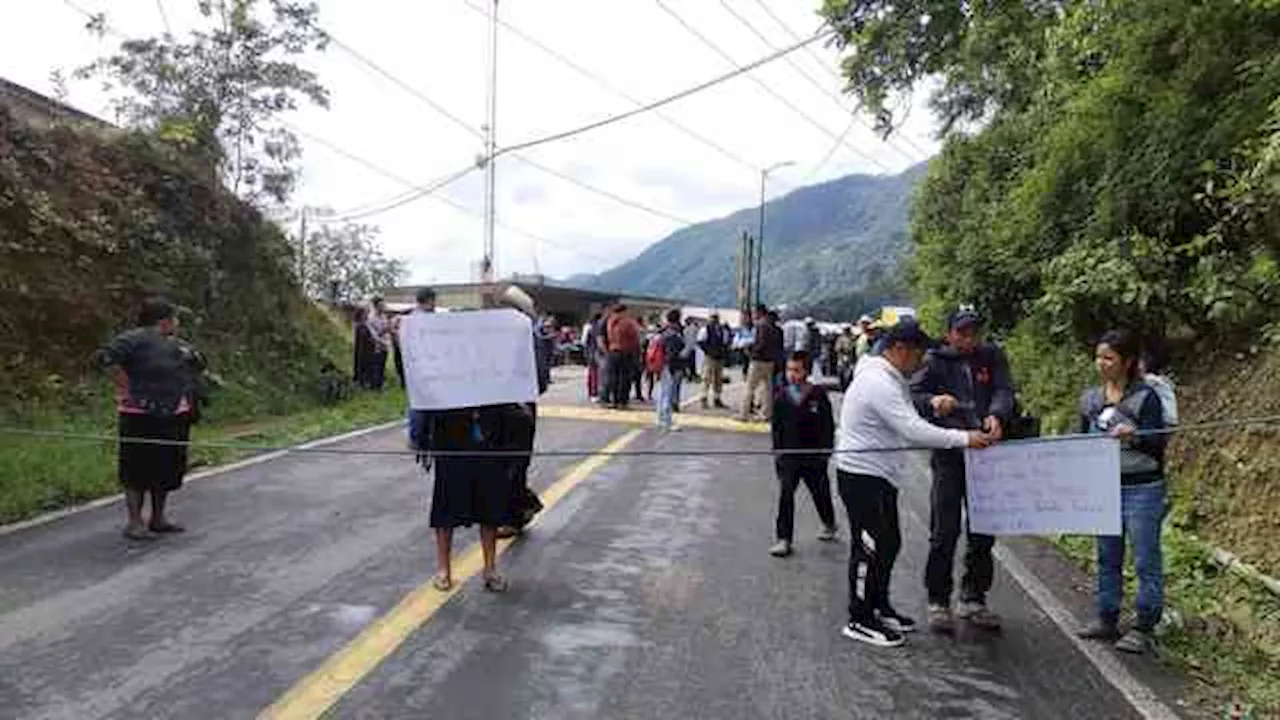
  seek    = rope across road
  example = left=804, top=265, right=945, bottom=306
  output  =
left=1, top=412, right=1277, bottom=459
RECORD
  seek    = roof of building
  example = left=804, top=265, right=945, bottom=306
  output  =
left=390, top=281, right=687, bottom=308
left=0, top=76, right=113, bottom=129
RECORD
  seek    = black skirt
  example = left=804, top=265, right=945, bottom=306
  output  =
left=118, top=413, right=191, bottom=493
left=428, top=406, right=520, bottom=529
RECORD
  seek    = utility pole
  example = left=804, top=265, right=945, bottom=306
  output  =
left=737, top=230, right=755, bottom=317
left=480, top=0, right=500, bottom=285
left=756, top=161, right=794, bottom=308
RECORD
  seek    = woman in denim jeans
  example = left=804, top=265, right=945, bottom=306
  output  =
left=1075, top=329, right=1168, bottom=654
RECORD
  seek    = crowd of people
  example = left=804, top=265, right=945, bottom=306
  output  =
left=580, top=303, right=737, bottom=430
left=95, top=291, right=1180, bottom=659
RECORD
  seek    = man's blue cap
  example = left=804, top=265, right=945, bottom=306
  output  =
left=882, top=319, right=934, bottom=348
left=947, top=308, right=981, bottom=331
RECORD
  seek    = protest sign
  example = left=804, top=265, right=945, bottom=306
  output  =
left=964, top=437, right=1121, bottom=536
left=398, top=308, right=538, bottom=410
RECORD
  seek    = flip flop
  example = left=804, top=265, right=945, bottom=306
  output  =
left=149, top=523, right=186, bottom=534
left=482, top=572, right=508, bottom=593
left=431, top=572, right=453, bottom=592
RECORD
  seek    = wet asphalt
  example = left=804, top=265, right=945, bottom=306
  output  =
left=0, top=369, right=1191, bottom=719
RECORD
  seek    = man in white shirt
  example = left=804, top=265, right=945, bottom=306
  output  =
left=834, top=320, right=993, bottom=649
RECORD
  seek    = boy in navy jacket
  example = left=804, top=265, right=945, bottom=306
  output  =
left=769, top=351, right=838, bottom=557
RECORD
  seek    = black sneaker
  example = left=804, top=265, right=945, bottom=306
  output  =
left=877, top=607, right=918, bottom=634
left=841, top=619, right=905, bottom=648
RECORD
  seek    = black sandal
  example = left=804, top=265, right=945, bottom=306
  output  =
left=149, top=522, right=186, bottom=534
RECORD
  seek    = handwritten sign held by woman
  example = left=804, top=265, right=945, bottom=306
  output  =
left=965, top=437, right=1121, bottom=536
left=399, top=308, right=539, bottom=411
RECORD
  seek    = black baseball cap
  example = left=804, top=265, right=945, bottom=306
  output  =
left=883, top=319, right=934, bottom=348
left=416, top=287, right=437, bottom=304
left=947, top=308, right=981, bottom=331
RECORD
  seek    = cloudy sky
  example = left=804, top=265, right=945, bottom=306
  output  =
left=2, top=0, right=941, bottom=284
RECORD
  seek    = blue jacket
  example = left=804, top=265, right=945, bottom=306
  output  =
left=911, top=343, right=1015, bottom=431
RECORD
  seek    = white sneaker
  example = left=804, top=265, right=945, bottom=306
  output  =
left=816, top=524, right=838, bottom=542
left=769, top=539, right=792, bottom=557
left=841, top=619, right=905, bottom=648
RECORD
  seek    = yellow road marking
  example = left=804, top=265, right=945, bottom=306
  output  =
left=539, top=404, right=769, bottom=434
left=259, top=428, right=645, bottom=720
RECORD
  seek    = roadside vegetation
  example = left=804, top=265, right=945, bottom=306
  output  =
left=820, top=0, right=1280, bottom=712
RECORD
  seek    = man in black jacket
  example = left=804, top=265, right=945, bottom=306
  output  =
left=769, top=351, right=838, bottom=557
left=910, top=308, right=1015, bottom=633
left=697, top=312, right=730, bottom=409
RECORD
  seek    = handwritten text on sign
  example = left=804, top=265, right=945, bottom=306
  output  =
left=399, top=308, right=538, bottom=411
left=964, top=437, right=1121, bottom=536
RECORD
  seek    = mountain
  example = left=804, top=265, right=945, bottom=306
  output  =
left=575, top=162, right=929, bottom=308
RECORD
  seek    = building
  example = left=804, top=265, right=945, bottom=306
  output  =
left=381, top=280, right=686, bottom=329
left=0, top=77, right=114, bottom=132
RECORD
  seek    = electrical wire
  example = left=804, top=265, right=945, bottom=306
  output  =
left=652, top=0, right=889, bottom=173
left=155, top=0, right=172, bottom=35
left=287, top=124, right=617, bottom=264
left=458, top=0, right=775, bottom=188
left=3, top=413, right=1278, bottom=459
left=745, top=0, right=932, bottom=159
left=324, top=28, right=695, bottom=226
left=495, top=23, right=837, bottom=158
left=718, top=0, right=921, bottom=166
left=321, top=164, right=481, bottom=223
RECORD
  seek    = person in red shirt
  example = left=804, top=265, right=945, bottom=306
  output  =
left=605, top=305, right=642, bottom=410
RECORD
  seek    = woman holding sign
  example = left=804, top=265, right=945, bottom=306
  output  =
left=1076, top=329, right=1168, bottom=655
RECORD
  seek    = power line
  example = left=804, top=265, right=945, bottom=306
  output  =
left=63, top=0, right=125, bottom=39
left=288, top=124, right=617, bottom=264
left=717, top=0, right=921, bottom=167
left=801, top=113, right=860, bottom=183
left=508, top=155, right=694, bottom=225
left=496, top=22, right=838, bottom=158
left=324, top=28, right=695, bottom=226
left=155, top=0, right=172, bottom=35
left=5, top=412, right=1280, bottom=457
left=745, top=0, right=932, bottom=159
left=323, top=31, right=483, bottom=141
left=652, top=1, right=888, bottom=173
left=322, top=165, right=480, bottom=223
left=458, top=0, right=772, bottom=186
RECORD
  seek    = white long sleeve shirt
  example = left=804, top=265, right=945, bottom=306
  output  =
left=835, top=356, right=971, bottom=485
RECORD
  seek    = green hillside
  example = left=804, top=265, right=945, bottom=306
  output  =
left=0, top=107, right=400, bottom=521
left=578, top=163, right=927, bottom=308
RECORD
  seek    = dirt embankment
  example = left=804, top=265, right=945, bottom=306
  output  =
left=1169, top=349, right=1280, bottom=577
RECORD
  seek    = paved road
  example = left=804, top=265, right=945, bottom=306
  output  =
left=0, top=369, right=1191, bottom=719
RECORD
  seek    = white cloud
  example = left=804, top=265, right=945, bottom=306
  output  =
left=1, top=0, right=942, bottom=285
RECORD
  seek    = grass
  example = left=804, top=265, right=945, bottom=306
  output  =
left=0, top=387, right=407, bottom=525
left=1055, top=526, right=1280, bottom=717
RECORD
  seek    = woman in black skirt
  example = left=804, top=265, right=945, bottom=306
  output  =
left=96, top=297, right=207, bottom=541
left=428, top=406, right=519, bottom=592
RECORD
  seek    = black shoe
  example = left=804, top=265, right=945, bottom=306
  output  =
left=841, top=619, right=905, bottom=648
left=1077, top=620, right=1121, bottom=642
left=877, top=606, right=918, bottom=634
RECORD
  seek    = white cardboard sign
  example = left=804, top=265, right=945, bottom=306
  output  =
left=398, top=308, right=538, bottom=411
left=964, top=437, right=1121, bottom=536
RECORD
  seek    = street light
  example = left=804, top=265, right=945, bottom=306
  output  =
left=756, top=160, right=795, bottom=308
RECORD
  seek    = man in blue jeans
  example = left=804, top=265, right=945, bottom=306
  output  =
left=654, top=309, right=687, bottom=432
left=910, top=308, right=1015, bottom=633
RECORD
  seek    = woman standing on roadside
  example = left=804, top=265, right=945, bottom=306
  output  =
left=1076, top=329, right=1168, bottom=655
left=95, top=297, right=207, bottom=541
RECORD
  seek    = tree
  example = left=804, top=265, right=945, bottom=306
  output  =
left=823, top=0, right=1280, bottom=346
left=76, top=0, right=329, bottom=206
left=298, top=222, right=406, bottom=304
